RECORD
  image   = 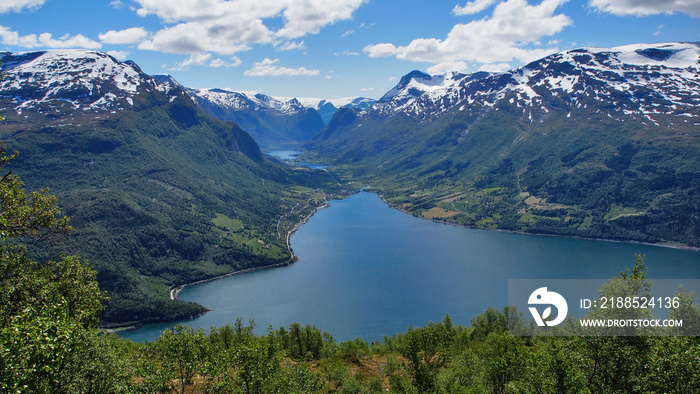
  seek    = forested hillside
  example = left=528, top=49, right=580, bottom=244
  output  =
left=307, top=43, right=700, bottom=247
left=0, top=50, right=341, bottom=326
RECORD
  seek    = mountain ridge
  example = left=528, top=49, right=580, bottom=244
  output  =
left=307, top=41, right=700, bottom=247
left=0, top=49, right=338, bottom=326
left=152, top=74, right=377, bottom=149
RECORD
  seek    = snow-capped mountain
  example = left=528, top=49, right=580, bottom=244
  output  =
left=183, top=87, right=308, bottom=116
left=178, top=86, right=325, bottom=150
left=0, top=50, right=178, bottom=115
left=308, top=42, right=700, bottom=246
left=361, top=42, right=700, bottom=125
left=295, top=97, right=377, bottom=124
left=0, top=49, right=317, bottom=327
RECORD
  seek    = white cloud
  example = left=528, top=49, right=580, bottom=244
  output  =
left=364, top=43, right=399, bottom=57
left=427, top=61, right=468, bottom=74
left=653, top=24, right=664, bottom=36
left=172, top=52, right=242, bottom=70
left=132, top=0, right=366, bottom=55
left=109, top=0, right=126, bottom=9
left=107, top=50, right=129, bottom=60
left=243, top=58, right=320, bottom=76
left=0, top=0, right=47, bottom=13
left=177, top=52, right=212, bottom=71
left=478, top=62, right=513, bottom=72
left=0, top=26, right=102, bottom=49
left=453, top=0, right=497, bottom=15
left=138, top=21, right=261, bottom=55
left=279, top=41, right=306, bottom=51
left=209, top=57, right=241, bottom=68
left=335, top=50, right=360, bottom=56
left=364, top=0, right=571, bottom=72
left=276, top=0, right=368, bottom=38
left=99, top=27, right=148, bottom=45
left=589, top=0, right=700, bottom=17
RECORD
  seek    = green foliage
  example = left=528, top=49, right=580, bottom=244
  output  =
left=0, top=146, right=112, bottom=392
left=395, top=315, right=456, bottom=392
left=470, top=307, right=508, bottom=341
left=273, top=322, right=336, bottom=361
left=153, top=324, right=210, bottom=394
left=0, top=163, right=694, bottom=394
left=477, top=332, right=529, bottom=394
left=668, top=287, right=700, bottom=336
left=0, top=87, right=343, bottom=326
left=309, top=95, right=700, bottom=247
left=0, top=143, right=71, bottom=242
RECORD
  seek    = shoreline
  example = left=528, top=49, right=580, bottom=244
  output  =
left=104, top=197, right=336, bottom=332
left=108, top=189, right=696, bottom=332
left=169, top=199, right=332, bottom=301
left=375, top=192, right=700, bottom=253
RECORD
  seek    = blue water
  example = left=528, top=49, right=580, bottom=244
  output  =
left=266, top=150, right=301, bottom=160
left=119, top=192, right=700, bottom=342
left=266, top=150, right=330, bottom=169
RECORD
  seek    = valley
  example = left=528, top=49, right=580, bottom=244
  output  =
left=1, top=42, right=699, bottom=331
left=305, top=42, right=700, bottom=249
left=3, top=1, right=700, bottom=391
left=0, top=50, right=348, bottom=328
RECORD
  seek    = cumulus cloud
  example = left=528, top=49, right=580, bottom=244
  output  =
left=243, top=58, right=320, bottom=76
left=589, top=0, right=700, bottom=17
left=0, top=26, right=102, bottom=49
left=138, top=21, right=262, bottom=55
left=453, top=0, right=497, bottom=15
left=99, top=27, right=148, bottom=45
left=364, top=43, right=399, bottom=57
left=364, top=0, right=571, bottom=73
left=0, top=0, right=47, bottom=13
left=173, top=52, right=241, bottom=70
left=276, top=0, right=368, bottom=38
left=132, top=0, right=366, bottom=54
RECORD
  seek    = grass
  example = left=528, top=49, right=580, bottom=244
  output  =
left=422, top=206, right=461, bottom=219
left=211, top=213, right=243, bottom=232
left=604, top=205, right=641, bottom=221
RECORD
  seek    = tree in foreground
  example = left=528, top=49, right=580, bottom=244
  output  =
left=0, top=143, right=110, bottom=392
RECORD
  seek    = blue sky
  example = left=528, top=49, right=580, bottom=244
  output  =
left=1, top=0, right=699, bottom=100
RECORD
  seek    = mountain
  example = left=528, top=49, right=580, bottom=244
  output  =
left=153, top=75, right=377, bottom=147
left=0, top=50, right=336, bottom=326
left=157, top=81, right=325, bottom=151
left=307, top=42, right=700, bottom=247
left=306, top=97, right=378, bottom=124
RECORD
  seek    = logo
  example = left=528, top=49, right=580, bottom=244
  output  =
left=528, top=287, right=568, bottom=327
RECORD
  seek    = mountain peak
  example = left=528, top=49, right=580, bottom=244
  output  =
left=152, top=74, right=183, bottom=87
left=0, top=49, right=153, bottom=114
left=400, top=70, right=433, bottom=85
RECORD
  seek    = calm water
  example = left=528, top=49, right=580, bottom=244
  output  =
left=266, top=150, right=330, bottom=170
left=119, top=192, right=700, bottom=342
left=266, top=150, right=301, bottom=160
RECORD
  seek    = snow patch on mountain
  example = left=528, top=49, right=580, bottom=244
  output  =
left=361, top=42, right=700, bottom=124
left=0, top=49, right=151, bottom=114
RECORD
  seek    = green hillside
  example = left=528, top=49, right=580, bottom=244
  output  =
left=0, top=85, right=339, bottom=327
left=307, top=77, right=700, bottom=248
